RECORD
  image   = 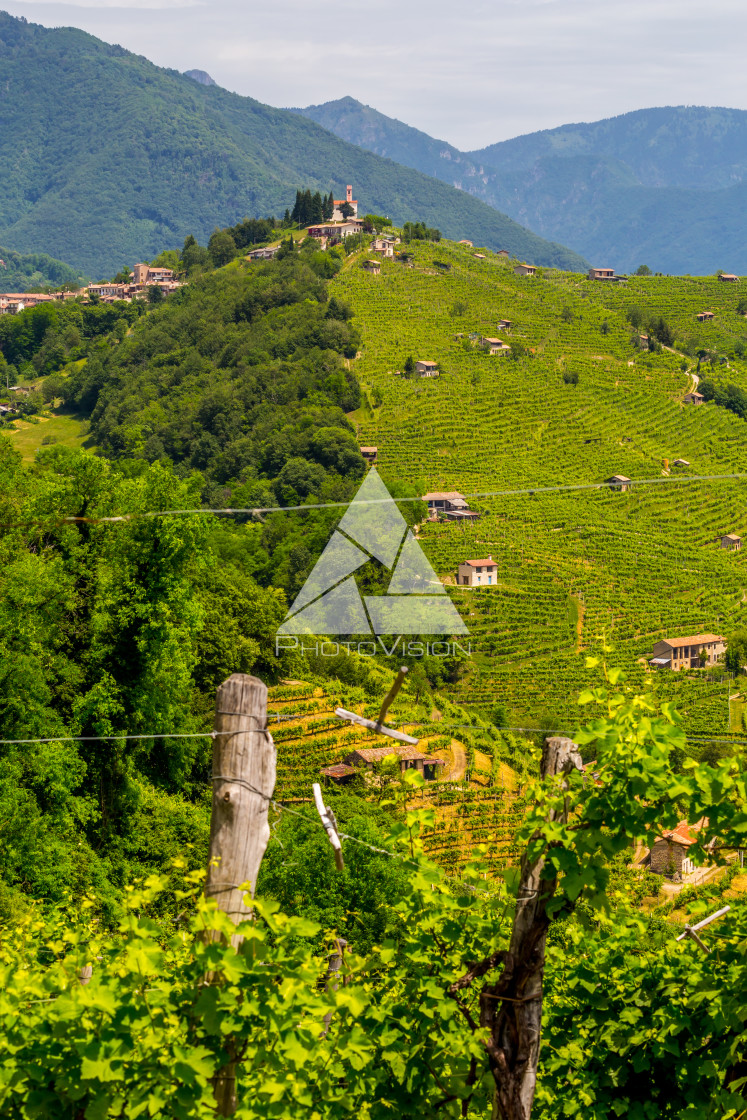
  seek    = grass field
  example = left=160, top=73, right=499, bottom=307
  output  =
left=7, top=409, right=91, bottom=461
left=332, top=242, right=747, bottom=740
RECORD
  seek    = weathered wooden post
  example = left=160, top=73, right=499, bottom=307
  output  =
left=321, top=937, right=348, bottom=1037
left=480, top=736, right=582, bottom=1120
left=205, top=673, right=276, bottom=1115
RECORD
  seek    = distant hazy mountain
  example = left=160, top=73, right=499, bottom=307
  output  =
left=298, top=99, right=747, bottom=274
left=0, top=14, right=587, bottom=276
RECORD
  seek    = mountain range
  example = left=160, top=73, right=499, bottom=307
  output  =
left=0, top=12, right=586, bottom=277
left=297, top=98, right=747, bottom=275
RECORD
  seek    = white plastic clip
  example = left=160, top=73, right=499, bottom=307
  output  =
left=313, top=782, right=344, bottom=871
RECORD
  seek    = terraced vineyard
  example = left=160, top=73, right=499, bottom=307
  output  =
left=266, top=679, right=528, bottom=872
left=334, top=244, right=747, bottom=736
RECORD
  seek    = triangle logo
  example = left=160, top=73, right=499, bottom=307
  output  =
left=277, top=468, right=468, bottom=635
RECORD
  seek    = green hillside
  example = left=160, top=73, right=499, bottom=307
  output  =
left=0, top=244, right=84, bottom=292
left=0, top=12, right=586, bottom=277
left=298, top=98, right=747, bottom=274
left=334, top=244, right=747, bottom=740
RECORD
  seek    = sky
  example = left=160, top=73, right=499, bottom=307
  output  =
left=2, top=0, right=746, bottom=148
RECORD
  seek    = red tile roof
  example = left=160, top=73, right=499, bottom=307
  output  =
left=463, top=557, right=496, bottom=567
left=661, top=633, right=724, bottom=648
left=658, top=818, right=707, bottom=847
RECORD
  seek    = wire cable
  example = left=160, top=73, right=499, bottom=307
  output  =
left=2, top=471, right=747, bottom=529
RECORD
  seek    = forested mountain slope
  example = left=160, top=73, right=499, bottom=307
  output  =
left=0, top=12, right=587, bottom=276
left=0, top=245, right=84, bottom=292
left=298, top=99, right=747, bottom=274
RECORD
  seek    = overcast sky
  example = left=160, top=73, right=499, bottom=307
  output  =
left=3, top=0, right=746, bottom=148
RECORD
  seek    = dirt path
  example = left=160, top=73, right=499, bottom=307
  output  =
left=446, top=740, right=467, bottom=781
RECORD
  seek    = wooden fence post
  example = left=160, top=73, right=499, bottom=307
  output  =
left=480, top=736, right=582, bottom=1120
left=321, top=937, right=348, bottom=1037
left=205, top=673, right=276, bottom=1116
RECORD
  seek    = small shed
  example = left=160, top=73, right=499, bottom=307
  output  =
left=497, top=319, right=512, bottom=330
left=415, top=360, right=439, bottom=377
left=474, top=253, right=486, bottom=260
left=514, top=264, right=536, bottom=277
left=649, top=819, right=712, bottom=878
left=362, top=259, right=381, bottom=274
left=672, top=458, right=690, bottom=468
left=345, top=745, right=445, bottom=782
left=638, top=333, right=649, bottom=347
left=683, top=391, right=705, bottom=405
left=496, top=249, right=510, bottom=258
left=481, top=336, right=510, bottom=355
left=721, top=533, right=742, bottom=551
left=320, top=762, right=357, bottom=785
left=718, top=273, right=739, bottom=282
left=606, top=474, right=632, bottom=492
left=360, top=446, right=378, bottom=463
left=458, top=556, right=497, bottom=587
left=697, top=311, right=715, bottom=321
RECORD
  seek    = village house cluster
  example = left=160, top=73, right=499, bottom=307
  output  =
left=0, top=262, right=182, bottom=315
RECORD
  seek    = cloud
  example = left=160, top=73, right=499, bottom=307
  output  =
left=2, top=0, right=746, bottom=146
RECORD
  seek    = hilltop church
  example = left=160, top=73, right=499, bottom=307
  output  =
left=332, top=185, right=359, bottom=221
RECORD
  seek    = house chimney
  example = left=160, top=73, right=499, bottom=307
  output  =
left=346, top=185, right=353, bottom=202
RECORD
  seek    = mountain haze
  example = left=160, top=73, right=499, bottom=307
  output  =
left=298, top=99, right=747, bottom=274
left=0, top=13, right=587, bottom=276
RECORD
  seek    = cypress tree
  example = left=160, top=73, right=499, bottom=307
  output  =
left=311, top=191, right=324, bottom=223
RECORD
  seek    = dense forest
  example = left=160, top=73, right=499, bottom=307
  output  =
left=0, top=236, right=430, bottom=921
left=0, top=244, right=85, bottom=293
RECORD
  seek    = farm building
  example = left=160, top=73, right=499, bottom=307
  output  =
left=606, top=474, right=632, bottom=492
left=342, top=744, right=445, bottom=781
left=423, top=491, right=468, bottom=516
left=362, top=259, right=381, bottom=274
left=672, top=458, right=690, bottom=468
left=721, top=533, right=742, bottom=551
left=649, top=819, right=714, bottom=879
left=247, top=246, right=279, bottom=260
left=697, top=311, right=715, bottom=321
left=481, top=337, right=510, bottom=355
left=474, top=253, right=486, bottom=260
left=514, top=264, right=536, bottom=277
left=360, top=446, right=378, bottom=464
left=319, top=762, right=357, bottom=785
left=683, top=392, right=704, bottom=405
left=588, top=267, right=616, bottom=280
left=649, top=633, right=726, bottom=670
left=496, top=249, right=510, bottom=257
left=718, top=273, right=739, bottom=282
left=458, top=556, right=497, bottom=587
left=416, top=360, right=439, bottom=377
left=308, top=219, right=364, bottom=246
left=423, top=490, right=480, bottom=522
left=497, top=319, right=512, bottom=330
left=638, top=333, right=650, bottom=347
